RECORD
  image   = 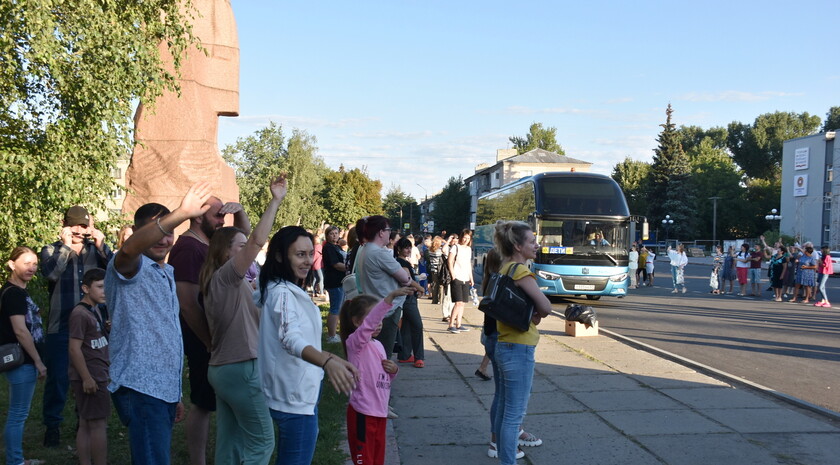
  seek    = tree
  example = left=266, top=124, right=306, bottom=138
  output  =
left=687, top=142, right=745, bottom=240
left=726, top=111, right=821, bottom=180
left=823, top=106, right=840, bottom=133
left=677, top=125, right=728, bottom=158
left=509, top=123, right=565, bottom=155
left=431, top=177, right=470, bottom=234
left=0, top=0, right=196, bottom=257
left=319, top=165, right=382, bottom=228
left=648, top=105, right=696, bottom=238
left=383, top=187, right=419, bottom=233
left=223, top=122, right=327, bottom=230
left=611, top=157, right=651, bottom=216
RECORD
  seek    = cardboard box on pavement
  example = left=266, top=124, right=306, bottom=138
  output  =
left=565, top=320, right=599, bottom=337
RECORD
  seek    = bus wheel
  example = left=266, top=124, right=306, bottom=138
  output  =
left=586, top=295, right=601, bottom=301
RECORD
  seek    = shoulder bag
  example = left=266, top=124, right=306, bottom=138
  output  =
left=478, top=263, right=534, bottom=332
left=0, top=288, right=24, bottom=373
left=341, top=245, right=364, bottom=300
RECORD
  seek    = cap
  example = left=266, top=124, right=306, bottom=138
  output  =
left=64, top=206, right=90, bottom=227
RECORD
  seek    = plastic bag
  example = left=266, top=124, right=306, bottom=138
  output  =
left=564, top=304, right=598, bottom=328
left=469, top=285, right=479, bottom=306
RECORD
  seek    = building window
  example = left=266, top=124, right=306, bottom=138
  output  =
left=111, top=187, right=123, bottom=199
left=494, top=172, right=499, bottom=180
left=825, top=192, right=832, bottom=211
left=111, top=168, right=122, bottom=179
left=827, top=165, right=834, bottom=183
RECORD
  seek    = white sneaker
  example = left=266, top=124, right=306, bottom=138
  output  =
left=326, top=335, right=341, bottom=344
left=682, top=288, right=687, bottom=294
left=487, top=442, right=524, bottom=459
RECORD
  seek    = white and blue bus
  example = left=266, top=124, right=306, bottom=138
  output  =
left=474, top=172, right=640, bottom=300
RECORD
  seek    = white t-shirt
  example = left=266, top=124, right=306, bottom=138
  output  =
left=450, top=244, right=473, bottom=282
left=735, top=251, right=751, bottom=268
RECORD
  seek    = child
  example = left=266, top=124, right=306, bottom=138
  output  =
left=68, top=268, right=110, bottom=465
left=340, top=287, right=414, bottom=465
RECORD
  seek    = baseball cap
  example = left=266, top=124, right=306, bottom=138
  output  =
left=64, top=206, right=91, bottom=227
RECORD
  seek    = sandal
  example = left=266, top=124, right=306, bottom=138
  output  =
left=488, top=442, right=524, bottom=459
left=413, top=359, right=425, bottom=368
left=518, top=429, right=543, bottom=447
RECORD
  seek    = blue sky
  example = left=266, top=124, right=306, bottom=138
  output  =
left=218, top=0, right=839, bottom=201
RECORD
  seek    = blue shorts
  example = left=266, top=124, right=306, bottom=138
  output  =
left=327, top=287, right=344, bottom=315
left=748, top=268, right=761, bottom=284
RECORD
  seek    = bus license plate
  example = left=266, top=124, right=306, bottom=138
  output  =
left=574, top=284, right=595, bottom=290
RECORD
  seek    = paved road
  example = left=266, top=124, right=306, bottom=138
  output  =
left=550, top=260, right=840, bottom=414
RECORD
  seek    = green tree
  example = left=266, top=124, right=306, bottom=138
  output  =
left=687, top=142, right=745, bottom=240
left=509, top=122, right=565, bottom=155
left=0, top=0, right=196, bottom=257
left=431, top=177, right=470, bottom=234
left=383, top=187, right=419, bottom=233
left=223, top=122, right=327, bottom=230
left=320, top=165, right=382, bottom=228
left=823, top=106, right=840, bottom=132
left=649, top=105, right=696, bottom=238
left=726, top=111, right=821, bottom=180
left=611, top=157, right=651, bottom=216
left=677, top=125, right=728, bottom=157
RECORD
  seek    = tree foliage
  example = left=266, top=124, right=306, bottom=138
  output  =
left=823, top=106, right=840, bottom=133
left=509, top=122, right=565, bottom=155
left=431, top=177, right=470, bottom=234
left=319, top=165, right=382, bottom=228
left=648, top=105, right=696, bottom=238
left=0, top=0, right=196, bottom=257
left=611, top=157, right=651, bottom=216
left=726, top=111, right=821, bottom=180
left=222, top=122, right=327, bottom=230
left=383, top=187, right=420, bottom=233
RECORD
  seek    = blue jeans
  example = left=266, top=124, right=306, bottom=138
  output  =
left=42, top=331, right=69, bottom=428
left=4, top=363, right=37, bottom=465
left=482, top=332, right=500, bottom=435
left=670, top=265, right=685, bottom=291
left=493, top=342, right=535, bottom=465
left=817, top=273, right=830, bottom=302
left=327, top=287, right=344, bottom=315
left=270, top=408, right=319, bottom=465
left=111, top=387, right=177, bottom=465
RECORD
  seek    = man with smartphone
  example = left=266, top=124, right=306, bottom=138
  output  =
left=39, top=205, right=113, bottom=447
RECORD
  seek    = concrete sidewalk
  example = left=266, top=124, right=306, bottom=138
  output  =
left=378, top=298, right=840, bottom=465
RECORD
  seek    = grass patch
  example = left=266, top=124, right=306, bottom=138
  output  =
left=0, top=303, right=349, bottom=464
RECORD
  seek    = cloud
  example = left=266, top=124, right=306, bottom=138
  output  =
left=677, top=90, right=802, bottom=102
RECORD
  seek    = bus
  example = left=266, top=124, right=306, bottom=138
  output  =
left=474, top=172, right=641, bottom=300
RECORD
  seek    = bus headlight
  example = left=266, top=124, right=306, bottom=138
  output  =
left=610, top=273, right=628, bottom=282
left=537, top=270, right=561, bottom=281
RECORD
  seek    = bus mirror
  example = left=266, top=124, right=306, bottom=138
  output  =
left=642, top=221, right=649, bottom=240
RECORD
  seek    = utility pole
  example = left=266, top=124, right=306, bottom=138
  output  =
left=709, top=196, right=721, bottom=247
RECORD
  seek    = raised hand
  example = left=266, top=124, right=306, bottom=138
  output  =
left=269, top=173, right=288, bottom=201
left=177, top=182, right=213, bottom=219
left=218, top=202, right=245, bottom=216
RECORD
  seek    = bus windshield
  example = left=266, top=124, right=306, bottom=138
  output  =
left=536, top=218, right=629, bottom=266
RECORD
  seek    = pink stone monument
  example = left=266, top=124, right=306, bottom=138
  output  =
left=123, top=0, right=239, bottom=220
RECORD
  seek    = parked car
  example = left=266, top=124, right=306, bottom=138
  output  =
left=830, top=251, right=840, bottom=275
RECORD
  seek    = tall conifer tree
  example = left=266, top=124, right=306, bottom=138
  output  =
left=649, top=104, right=695, bottom=240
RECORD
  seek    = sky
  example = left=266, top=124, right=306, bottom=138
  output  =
left=218, top=0, right=839, bottom=202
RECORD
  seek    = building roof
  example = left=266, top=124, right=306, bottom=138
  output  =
left=510, top=148, right=591, bottom=165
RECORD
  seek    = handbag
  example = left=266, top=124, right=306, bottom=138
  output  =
left=0, top=342, right=24, bottom=373
left=341, top=245, right=364, bottom=300
left=478, top=263, right=534, bottom=332
left=676, top=267, right=685, bottom=285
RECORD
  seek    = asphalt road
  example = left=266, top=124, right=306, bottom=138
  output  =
left=550, top=260, right=840, bottom=414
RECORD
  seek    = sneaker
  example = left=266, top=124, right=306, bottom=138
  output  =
left=398, top=356, right=415, bottom=363
left=457, top=325, right=470, bottom=332
left=682, top=288, right=687, bottom=294
left=518, top=429, right=543, bottom=447
left=488, top=442, right=525, bottom=459
left=448, top=327, right=459, bottom=334
left=43, top=426, right=60, bottom=448
left=325, top=335, right=341, bottom=344
left=671, top=289, right=678, bottom=293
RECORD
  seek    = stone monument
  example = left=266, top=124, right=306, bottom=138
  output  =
left=122, top=0, right=239, bottom=219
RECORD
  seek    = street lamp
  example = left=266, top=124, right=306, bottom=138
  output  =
left=662, top=215, right=674, bottom=247
left=765, top=208, right=782, bottom=233
left=709, top=196, right=721, bottom=247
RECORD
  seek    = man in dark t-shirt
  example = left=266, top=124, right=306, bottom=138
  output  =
left=168, top=196, right=250, bottom=465
left=323, top=225, right=347, bottom=343
left=749, top=245, right=764, bottom=297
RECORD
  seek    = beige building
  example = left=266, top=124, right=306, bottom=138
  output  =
left=465, top=148, right=592, bottom=226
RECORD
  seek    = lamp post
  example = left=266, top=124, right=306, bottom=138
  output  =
left=709, top=196, right=721, bottom=247
left=765, top=208, right=782, bottom=233
left=662, top=215, right=674, bottom=247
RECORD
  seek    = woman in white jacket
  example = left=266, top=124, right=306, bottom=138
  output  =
left=257, top=226, right=359, bottom=465
left=667, top=244, right=689, bottom=294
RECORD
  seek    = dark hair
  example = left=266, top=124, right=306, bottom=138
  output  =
left=740, top=243, right=749, bottom=251
left=493, top=221, right=532, bottom=258
left=259, top=226, right=314, bottom=303
left=358, top=215, right=390, bottom=242
left=394, top=237, right=412, bottom=258
left=338, top=295, right=379, bottom=350
left=481, top=248, right=502, bottom=295
left=134, top=203, right=171, bottom=228
left=199, top=226, right=245, bottom=297
left=778, top=245, right=787, bottom=254
left=82, top=268, right=106, bottom=287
